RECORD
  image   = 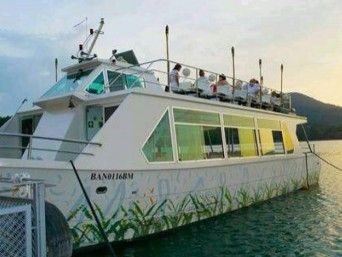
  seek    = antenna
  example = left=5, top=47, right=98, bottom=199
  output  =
left=71, top=18, right=105, bottom=63
left=1, top=98, right=27, bottom=131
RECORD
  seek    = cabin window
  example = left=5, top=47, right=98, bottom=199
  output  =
left=282, top=122, right=294, bottom=153
left=86, top=72, right=105, bottom=94
left=21, top=114, right=42, bottom=154
left=104, top=106, right=118, bottom=122
left=107, top=71, right=142, bottom=92
left=257, top=119, right=285, bottom=155
left=174, top=109, right=220, bottom=125
left=43, top=70, right=92, bottom=97
left=173, top=109, right=223, bottom=161
left=142, top=111, right=173, bottom=162
left=223, top=115, right=258, bottom=157
left=125, top=74, right=142, bottom=89
left=108, top=71, right=125, bottom=92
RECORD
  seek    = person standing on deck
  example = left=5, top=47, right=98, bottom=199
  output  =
left=170, top=63, right=182, bottom=92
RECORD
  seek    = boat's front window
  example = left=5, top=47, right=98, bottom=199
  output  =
left=86, top=72, right=105, bottom=94
left=107, top=70, right=142, bottom=92
left=43, top=70, right=92, bottom=97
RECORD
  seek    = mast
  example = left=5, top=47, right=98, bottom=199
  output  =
left=54, top=58, right=58, bottom=82
left=259, top=59, right=262, bottom=108
left=85, top=18, right=104, bottom=57
left=280, top=63, right=284, bottom=106
left=231, top=46, right=235, bottom=101
left=165, top=25, right=170, bottom=92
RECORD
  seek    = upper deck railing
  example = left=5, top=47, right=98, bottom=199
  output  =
left=109, top=58, right=292, bottom=113
left=0, top=132, right=101, bottom=160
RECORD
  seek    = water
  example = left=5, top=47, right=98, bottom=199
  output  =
left=78, top=140, right=342, bottom=257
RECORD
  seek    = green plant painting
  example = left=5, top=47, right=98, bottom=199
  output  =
left=67, top=173, right=318, bottom=248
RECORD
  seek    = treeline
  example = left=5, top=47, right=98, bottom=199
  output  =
left=0, top=116, right=10, bottom=127
left=291, top=93, right=342, bottom=141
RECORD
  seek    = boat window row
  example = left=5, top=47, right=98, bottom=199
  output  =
left=142, top=108, right=295, bottom=163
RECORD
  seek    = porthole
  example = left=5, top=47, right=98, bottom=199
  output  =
left=96, top=186, right=107, bottom=194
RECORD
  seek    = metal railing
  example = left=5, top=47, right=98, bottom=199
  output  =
left=109, top=58, right=292, bottom=113
left=0, top=177, right=48, bottom=257
left=0, top=132, right=101, bottom=160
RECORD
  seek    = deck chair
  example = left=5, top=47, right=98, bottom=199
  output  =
left=217, top=85, right=233, bottom=102
left=197, top=80, right=216, bottom=99
left=234, top=89, right=248, bottom=105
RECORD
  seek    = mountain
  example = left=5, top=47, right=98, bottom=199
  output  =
left=291, top=93, right=342, bottom=140
left=0, top=93, right=341, bottom=140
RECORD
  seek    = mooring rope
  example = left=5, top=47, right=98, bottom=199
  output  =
left=311, top=152, right=342, bottom=172
left=301, top=124, right=342, bottom=172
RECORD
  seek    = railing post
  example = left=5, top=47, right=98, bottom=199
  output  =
left=33, top=182, right=46, bottom=257
left=27, top=136, right=33, bottom=160
left=195, top=68, right=199, bottom=96
left=304, top=152, right=310, bottom=190
left=231, top=47, right=235, bottom=104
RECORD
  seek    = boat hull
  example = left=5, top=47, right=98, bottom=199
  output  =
left=0, top=153, right=320, bottom=249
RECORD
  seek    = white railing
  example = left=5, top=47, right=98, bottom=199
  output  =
left=0, top=132, right=101, bottom=160
left=111, top=58, right=292, bottom=113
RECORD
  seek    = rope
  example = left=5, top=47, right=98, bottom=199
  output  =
left=311, top=152, right=342, bottom=172
left=301, top=124, right=342, bottom=172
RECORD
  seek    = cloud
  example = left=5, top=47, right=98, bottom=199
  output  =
left=0, top=30, right=79, bottom=115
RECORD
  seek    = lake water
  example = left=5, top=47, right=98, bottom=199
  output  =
left=78, top=140, right=342, bottom=257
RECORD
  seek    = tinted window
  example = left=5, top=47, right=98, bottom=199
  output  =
left=43, top=70, right=92, bottom=97
left=225, top=127, right=258, bottom=157
left=86, top=72, right=105, bottom=94
left=142, top=111, right=173, bottom=162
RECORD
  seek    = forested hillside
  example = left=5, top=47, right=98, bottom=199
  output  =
left=291, top=93, right=342, bottom=140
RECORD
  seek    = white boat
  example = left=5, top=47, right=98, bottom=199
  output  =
left=0, top=20, right=321, bottom=253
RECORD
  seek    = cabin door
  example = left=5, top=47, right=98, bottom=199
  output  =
left=86, top=106, right=103, bottom=141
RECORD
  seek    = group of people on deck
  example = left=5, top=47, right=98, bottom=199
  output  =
left=169, top=63, right=262, bottom=97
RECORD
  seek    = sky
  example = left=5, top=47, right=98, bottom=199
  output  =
left=0, top=0, right=341, bottom=115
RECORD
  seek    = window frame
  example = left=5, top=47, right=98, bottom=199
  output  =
left=141, top=106, right=296, bottom=165
left=83, top=69, right=106, bottom=95
left=257, top=119, right=286, bottom=156
left=172, top=106, right=225, bottom=163
left=105, top=68, right=144, bottom=92
left=223, top=114, right=259, bottom=159
left=140, top=107, right=176, bottom=164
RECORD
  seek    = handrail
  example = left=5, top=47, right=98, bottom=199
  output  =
left=0, top=132, right=102, bottom=146
left=0, top=145, right=94, bottom=156
left=101, top=58, right=292, bottom=112
left=113, top=58, right=251, bottom=84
